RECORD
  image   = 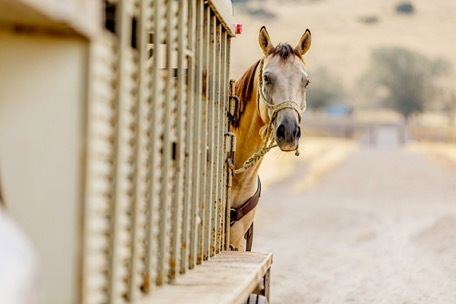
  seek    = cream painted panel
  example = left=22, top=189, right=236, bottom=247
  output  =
left=0, top=31, right=89, bottom=304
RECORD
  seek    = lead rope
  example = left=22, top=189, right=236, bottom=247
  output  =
left=231, top=59, right=303, bottom=175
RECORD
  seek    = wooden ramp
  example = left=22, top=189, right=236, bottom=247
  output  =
left=142, top=252, right=272, bottom=304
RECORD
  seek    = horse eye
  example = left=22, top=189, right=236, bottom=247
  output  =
left=305, top=79, right=310, bottom=87
left=263, top=75, right=270, bottom=84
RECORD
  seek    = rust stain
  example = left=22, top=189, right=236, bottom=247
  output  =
left=141, top=273, right=150, bottom=292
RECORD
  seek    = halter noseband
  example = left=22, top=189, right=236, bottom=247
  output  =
left=230, top=58, right=304, bottom=175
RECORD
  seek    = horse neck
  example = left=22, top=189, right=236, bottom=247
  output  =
left=231, top=76, right=266, bottom=208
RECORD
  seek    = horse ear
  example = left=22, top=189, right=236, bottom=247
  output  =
left=259, top=26, right=273, bottom=55
left=295, top=29, right=311, bottom=56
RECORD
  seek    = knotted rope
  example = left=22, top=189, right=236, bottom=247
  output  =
left=232, top=59, right=303, bottom=175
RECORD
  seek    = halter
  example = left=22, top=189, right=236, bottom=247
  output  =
left=232, top=59, right=304, bottom=175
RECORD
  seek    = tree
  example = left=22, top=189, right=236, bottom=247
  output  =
left=361, top=47, right=450, bottom=120
left=307, top=67, right=345, bottom=111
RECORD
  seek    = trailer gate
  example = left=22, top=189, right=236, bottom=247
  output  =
left=0, top=0, right=272, bottom=303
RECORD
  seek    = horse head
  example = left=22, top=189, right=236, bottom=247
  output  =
left=257, top=26, right=311, bottom=152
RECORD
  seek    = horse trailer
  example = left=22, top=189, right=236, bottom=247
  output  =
left=0, top=0, right=272, bottom=303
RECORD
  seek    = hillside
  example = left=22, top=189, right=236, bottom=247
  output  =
left=231, top=0, right=456, bottom=104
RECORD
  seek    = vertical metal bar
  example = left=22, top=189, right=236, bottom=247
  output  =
left=204, top=11, right=216, bottom=260
left=129, top=0, right=150, bottom=300
left=156, top=0, right=176, bottom=285
left=109, top=1, right=136, bottom=302
left=211, top=20, right=221, bottom=255
left=218, top=28, right=227, bottom=252
left=197, top=3, right=210, bottom=264
left=170, top=0, right=187, bottom=280
left=81, top=34, right=118, bottom=304
left=219, top=24, right=226, bottom=253
left=192, top=0, right=205, bottom=267
left=181, top=0, right=196, bottom=274
left=225, top=37, right=233, bottom=251
left=145, top=0, right=165, bottom=293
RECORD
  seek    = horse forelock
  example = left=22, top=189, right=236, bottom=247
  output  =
left=234, top=60, right=260, bottom=128
left=268, top=43, right=302, bottom=61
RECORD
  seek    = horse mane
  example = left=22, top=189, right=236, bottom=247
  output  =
left=233, top=44, right=302, bottom=128
left=233, top=59, right=260, bottom=128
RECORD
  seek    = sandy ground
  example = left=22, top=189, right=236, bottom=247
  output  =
left=253, top=128, right=456, bottom=303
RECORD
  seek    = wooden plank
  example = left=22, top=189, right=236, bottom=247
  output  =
left=139, top=251, right=273, bottom=304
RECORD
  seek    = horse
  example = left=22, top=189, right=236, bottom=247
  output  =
left=229, top=26, right=312, bottom=251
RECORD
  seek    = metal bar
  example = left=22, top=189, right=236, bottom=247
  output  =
left=145, top=0, right=165, bottom=290
left=225, top=79, right=235, bottom=251
left=144, top=0, right=166, bottom=293
left=218, top=28, right=227, bottom=252
left=156, top=0, right=177, bottom=285
left=170, top=0, right=187, bottom=280
left=108, top=1, right=137, bottom=302
left=128, top=0, right=151, bottom=300
left=192, top=0, right=204, bottom=268
left=81, top=34, right=118, bottom=304
left=197, top=3, right=210, bottom=264
left=204, top=11, right=216, bottom=260
left=212, top=20, right=221, bottom=255
left=181, top=0, right=196, bottom=274
left=207, top=0, right=237, bottom=37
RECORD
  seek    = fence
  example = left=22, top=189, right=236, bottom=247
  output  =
left=0, top=1, right=273, bottom=304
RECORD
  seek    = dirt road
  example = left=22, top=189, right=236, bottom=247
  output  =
left=254, top=129, right=456, bottom=303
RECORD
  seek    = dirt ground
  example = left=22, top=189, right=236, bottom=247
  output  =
left=253, top=128, right=456, bottom=303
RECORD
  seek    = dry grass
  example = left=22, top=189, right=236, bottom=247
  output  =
left=231, top=0, right=456, bottom=91
left=405, top=141, right=456, bottom=169
left=408, top=126, right=456, bottom=143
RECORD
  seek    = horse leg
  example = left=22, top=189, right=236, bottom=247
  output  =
left=230, top=209, right=256, bottom=251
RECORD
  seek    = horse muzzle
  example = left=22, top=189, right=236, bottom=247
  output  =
left=275, top=118, right=301, bottom=151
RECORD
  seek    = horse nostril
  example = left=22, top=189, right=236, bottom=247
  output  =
left=295, top=126, right=301, bottom=138
left=276, top=124, right=286, bottom=139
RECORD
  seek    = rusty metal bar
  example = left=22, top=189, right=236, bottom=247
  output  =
left=169, top=0, right=188, bottom=281
left=181, top=0, right=196, bottom=274
left=198, top=3, right=210, bottom=264
left=204, top=11, right=216, bottom=260
left=156, top=0, right=177, bottom=285
left=212, top=20, right=222, bottom=254
left=191, top=0, right=204, bottom=268
left=217, top=25, right=228, bottom=252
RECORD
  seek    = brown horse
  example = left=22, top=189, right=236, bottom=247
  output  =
left=230, top=26, right=312, bottom=250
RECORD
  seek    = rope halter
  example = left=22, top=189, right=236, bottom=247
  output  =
left=232, top=59, right=304, bottom=175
